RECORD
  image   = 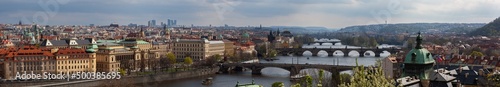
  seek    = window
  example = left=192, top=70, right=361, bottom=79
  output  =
left=411, top=53, right=417, bottom=62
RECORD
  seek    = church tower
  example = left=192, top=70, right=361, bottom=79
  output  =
left=402, top=32, right=435, bottom=86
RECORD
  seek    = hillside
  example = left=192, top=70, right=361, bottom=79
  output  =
left=469, top=17, right=500, bottom=36
left=337, top=23, right=485, bottom=34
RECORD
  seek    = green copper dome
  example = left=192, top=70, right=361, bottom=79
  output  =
left=404, top=32, right=435, bottom=64
left=405, top=49, right=434, bottom=64
left=242, top=32, right=250, bottom=38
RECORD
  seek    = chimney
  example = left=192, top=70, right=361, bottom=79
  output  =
left=459, top=67, right=463, bottom=73
left=479, top=69, right=484, bottom=76
left=465, top=73, right=469, bottom=78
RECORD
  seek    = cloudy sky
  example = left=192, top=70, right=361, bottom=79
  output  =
left=1, top=0, right=499, bottom=28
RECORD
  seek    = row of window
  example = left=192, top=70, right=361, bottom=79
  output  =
left=175, top=44, right=203, bottom=47
left=57, top=60, right=93, bottom=64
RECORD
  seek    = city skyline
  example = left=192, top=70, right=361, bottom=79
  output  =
left=0, top=0, right=499, bottom=28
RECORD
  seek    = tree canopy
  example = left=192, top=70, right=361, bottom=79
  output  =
left=184, top=57, right=193, bottom=65
left=470, top=51, right=484, bottom=57
left=339, top=58, right=394, bottom=87
left=166, top=53, right=176, bottom=64
left=272, top=82, right=285, bottom=87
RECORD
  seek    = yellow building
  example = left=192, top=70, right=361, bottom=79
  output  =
left=173, top=39, right=225, bottom=61
left=223, top=40, right=235, bottom=57
left=54, top=48, right=96, bottom=74
left=95, top=45, right=121, bottom=72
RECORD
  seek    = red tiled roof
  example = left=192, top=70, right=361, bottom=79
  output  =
left=5, top=46, right=54, bottom=58
left=55, top=48, right=86, bottom=55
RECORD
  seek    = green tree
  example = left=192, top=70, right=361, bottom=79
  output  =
left=339, top=58, right=394, bottom=87
left=470, top=51, right=484, bottom=57
left=272, top=82, right=285, bottom=87
left=184, top=57, right=193, bottom=65
left=370, top=37, right=379, bottom=47
left=166, top=53, right=176, bottom=64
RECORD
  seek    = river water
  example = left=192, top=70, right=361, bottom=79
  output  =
left=158, top=44, right=394, bottom=87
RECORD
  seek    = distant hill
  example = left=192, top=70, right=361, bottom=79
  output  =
left=337, top=23, right=485, bottom=34
left=269, top=26, right=334, bottom=34
left=469, top=17, right=500, bottom=36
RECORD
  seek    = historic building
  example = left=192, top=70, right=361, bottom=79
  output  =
left=0, top=46, right=56, bottom=80
left=267, top=29, right=294, bottom=48
left=172, top=39, right=225, bottom=61
left=54, top=48, right=96, bottom=74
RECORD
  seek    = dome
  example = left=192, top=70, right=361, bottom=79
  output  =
left=242, top=32, right=250, bottom=38
left=404, top=32, right=435, bottom=64
left=404, top=48, right=434, bottom=64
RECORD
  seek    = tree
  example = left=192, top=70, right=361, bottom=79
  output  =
left=487, top=74, right=500, bottom=86
left=291, top=83, right=301, bottom=87
left=319, top=70, right=324, bottom=81
left=167, top=53, right=176, bottom=64
left=184, top=57, right=193, bottom=65
left=369, top=37, right=379, bottom=47
left=272, top=82, right=285, bottom=87
left=301, top=75, right=313, bottom=87
left=339, top=58, right=394, bottom=87
left=214, top=54, right=222, bottom=61
left=470, top=51, right=484, bottom=57
left=268, top=49, right=278, bottom=57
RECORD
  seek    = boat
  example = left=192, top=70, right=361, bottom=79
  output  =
left=202, top=77, right=213, bottom=85
left=236, top=80, right=263, bottom=87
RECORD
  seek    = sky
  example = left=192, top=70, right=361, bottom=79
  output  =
left=0, top=0, right=499, bottom=28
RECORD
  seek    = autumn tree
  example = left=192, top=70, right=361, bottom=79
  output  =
left=470, top=51, right=484, bottom=57
left=339, top=58, right=394, bottom=87
left=166, top=53, right=176, bottom=64
left=487, top=74, right=500, bottom=86
left=272, top=82, right=285, bottom=87
left=184, top=57, right=193, bottom=65
left=214, top=54, right=222, bottom=61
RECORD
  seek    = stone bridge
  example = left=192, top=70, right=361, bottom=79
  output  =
left=309, top=38, right=341, bottom=45
left=276, top=47, right=402, bottom=57
left=221, top=63, right=358, bottom=86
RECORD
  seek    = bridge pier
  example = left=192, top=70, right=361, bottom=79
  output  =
left=358, top=50, right=366, bottom=57
left=374, top=50, right=383, bottom=57
left=341, top=50, right=350, bottom=57
left=375, top=53, right=381, bottom=57
left=251, top=66, right=263, bottom=75
left=289, top=66, right=300, bottom=77
left=327, top=51, right=335, bottom=57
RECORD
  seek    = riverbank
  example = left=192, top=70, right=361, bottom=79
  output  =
left=1, top=67, right=219, bottom=87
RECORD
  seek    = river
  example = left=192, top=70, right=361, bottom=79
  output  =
left=157, top=44, right=394, bottom=87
